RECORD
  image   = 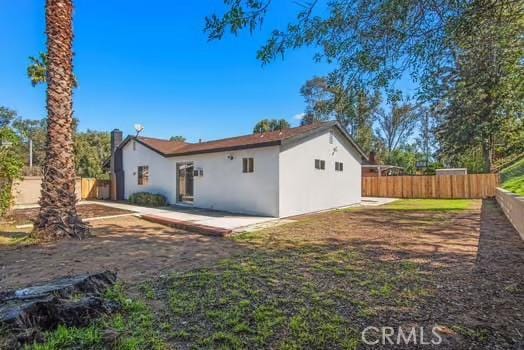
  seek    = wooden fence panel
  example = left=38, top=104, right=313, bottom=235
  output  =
left=81, top=178, right=111, bottom=200
left=391, top=177, right=403, bottom=198
left=362, top=174, right=499, bottom=199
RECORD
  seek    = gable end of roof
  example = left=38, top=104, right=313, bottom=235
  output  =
left=114, top=121, right=368, bottom=161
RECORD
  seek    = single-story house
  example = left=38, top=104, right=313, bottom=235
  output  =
left=109, top=121, right=367, bottom=218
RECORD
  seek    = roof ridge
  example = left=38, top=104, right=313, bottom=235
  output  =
left=122, top=120, right=363, bottom=159
left=137, top=121, right=333, bottom=146
left=138, top=136, right=171, bottom=142
left=186, top=121, right=331, bottom=146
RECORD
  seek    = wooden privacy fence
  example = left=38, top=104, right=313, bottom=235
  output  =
left=81, top=178, right=111, bottom=200
left=362, top=174, right=499, bottom=199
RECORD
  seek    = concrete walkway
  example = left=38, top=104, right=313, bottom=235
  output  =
left=85, top=197, right=397, bottom=233
left=82, top=200, right=281, bottom=232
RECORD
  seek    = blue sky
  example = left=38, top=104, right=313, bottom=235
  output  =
left=1, top=1, right=415, bottom=142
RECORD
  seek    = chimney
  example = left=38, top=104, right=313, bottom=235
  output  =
left=369, top=151, right=377, bottom=165
left=111, top=129, right=123, bottom=155
left=110, top=129, right=123, bottom=200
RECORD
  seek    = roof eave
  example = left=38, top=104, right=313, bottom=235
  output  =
left=332, top=122, right=368, bottom=161
left=280, top=121, right=368, bottom=161
left=163, top=140, right=282, bottom=157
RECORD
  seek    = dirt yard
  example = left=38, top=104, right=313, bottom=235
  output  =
left=1, top=199, right=523, bottom=349
left=5, top=203, right=135, bottom=225
left=0, top=216, right=244, bottom=291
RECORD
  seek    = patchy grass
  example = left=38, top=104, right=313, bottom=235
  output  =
left=24, top=284, right=169, bottom=350
left=501, top=157, right=524, bottom=195
left=502, top=175, right=524, bottom=196
left=381, top=199, right=475, bottom=211
left=26, top=325, right=102, bottom=350
left=160, top=249, right=425, bottom=349
left=0, top=225, right=36, bottom=248
left=500, top=156, right=524, bottom=182
left=13, top=200, right=523, bottom=349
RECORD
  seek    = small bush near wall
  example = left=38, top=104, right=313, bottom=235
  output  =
left=128, top=192, right=168, bottom=207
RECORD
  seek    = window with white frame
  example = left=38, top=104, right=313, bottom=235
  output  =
left=137, top=166, right=149, bottom=185
left=335, top=161, right=344, bottom=172
left=242, top=158, right=254, bottom=173
left=315, top=159, right=326, bottom=170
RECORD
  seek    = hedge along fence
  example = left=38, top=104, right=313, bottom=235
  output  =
left=362, top=174, right=500, bottom=199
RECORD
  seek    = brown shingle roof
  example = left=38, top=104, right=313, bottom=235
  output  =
left=123, top=121, right=366, bottom=159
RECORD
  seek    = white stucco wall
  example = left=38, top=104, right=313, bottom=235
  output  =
left=122, top=141, right=280, bottom=217
left=186, top=147, right=280, bottom=217
left=278, top=128, right=362, bottom=217
left=122, top=141, right=178, bottom=204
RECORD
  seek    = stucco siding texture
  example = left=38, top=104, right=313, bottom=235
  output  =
left=123, top=141, right=280, bottom=217
left=123, top=141, right=178, bottom=204
left=278, top=129, right=362, bottom=218
left=122, top=123, right=363, bottom=218
left=179, top=146, right=279, bottom=217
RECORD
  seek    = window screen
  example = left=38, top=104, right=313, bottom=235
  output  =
left=138, top=166, right=149, bottom=185
left=242, top=158, right=254, bottom=173
left=315, top=159, right=325, bottom=170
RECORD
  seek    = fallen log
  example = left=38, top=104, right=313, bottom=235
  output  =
left=0, top=271, right=120, bottom=347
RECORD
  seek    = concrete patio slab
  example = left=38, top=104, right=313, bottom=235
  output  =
left=82, top=200, right=279, bottom=233
left=83, top=198, right=399, bottom=235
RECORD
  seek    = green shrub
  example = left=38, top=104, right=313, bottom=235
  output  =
left=128, top=192, right=168, bottom=207
left=0, top=126, right=23, bottom=217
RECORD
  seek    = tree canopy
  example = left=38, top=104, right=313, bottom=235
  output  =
left=375, top=100, right=419, bottom=153
left=206, top=0, right=467, bottom=88
left=207, top=0, right=524, bottom=172
left=75, top=130, right=111, bottom=179
left=253, top=118, right=290, bottom=133
left=299, top=77, right=381, bottom=153
left=27, top=52, right=78, bottom=88
left=169, top=135, right=186, bottom=142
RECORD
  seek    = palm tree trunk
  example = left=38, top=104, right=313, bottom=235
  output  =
left=34, top=0, right=88, bottom=239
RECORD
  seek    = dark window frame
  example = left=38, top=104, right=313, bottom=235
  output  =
left=138, top=165, right=149, bottom=185
left=315, top=159, right=326, bottom=170
left=242, top=157, right=254, bottom=173
left=335, top=161, right=344, bottom=172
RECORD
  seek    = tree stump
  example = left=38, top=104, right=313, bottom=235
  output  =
left=0, top=271, right=120, bottom=347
